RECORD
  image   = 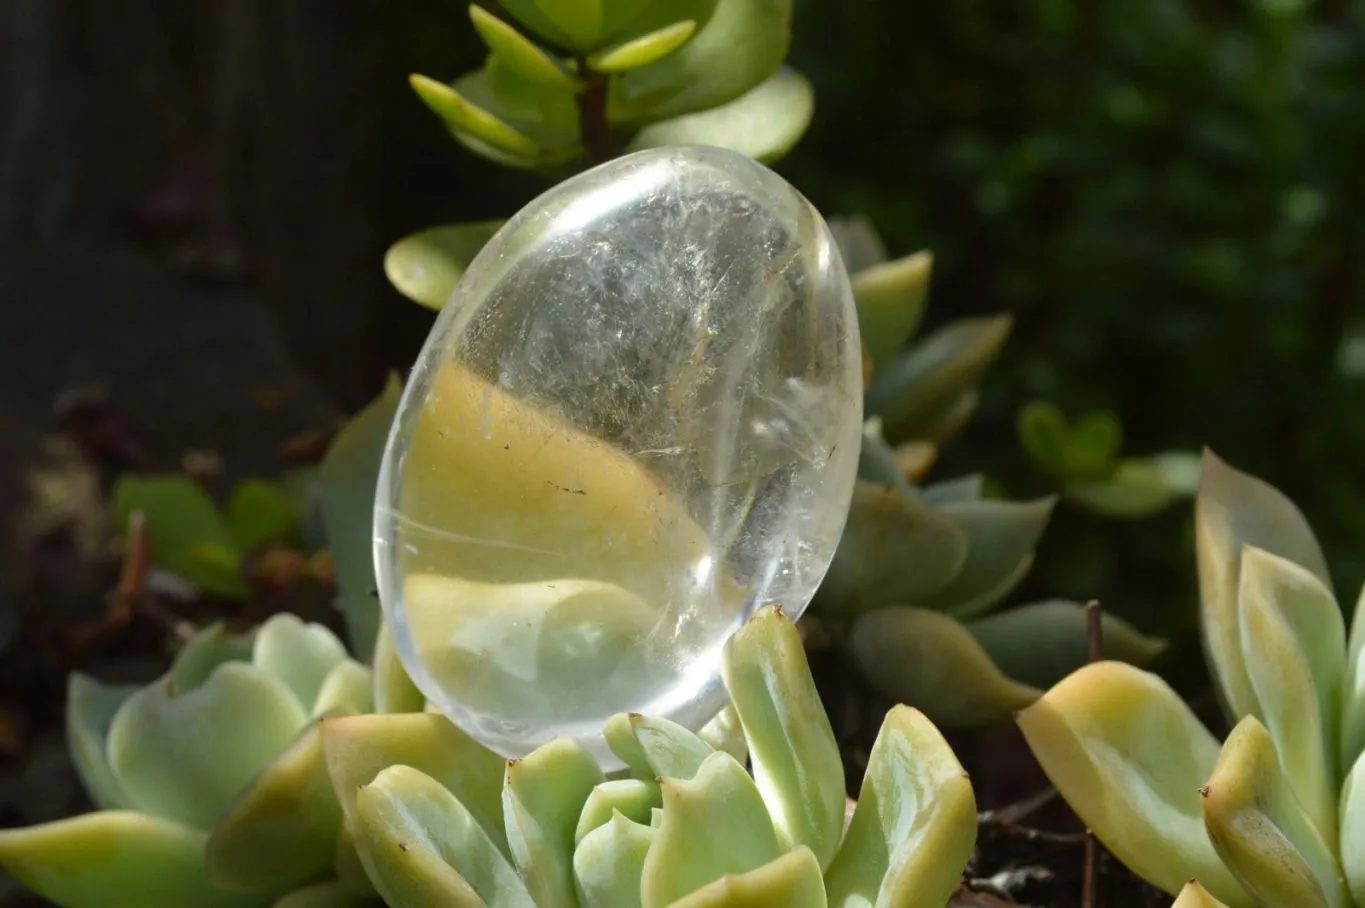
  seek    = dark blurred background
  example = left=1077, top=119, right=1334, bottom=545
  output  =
left=1, top=0, right=1363, bottom=893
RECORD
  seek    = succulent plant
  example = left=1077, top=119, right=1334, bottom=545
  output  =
left=318, top=604, right=978, bottom=908
left=0, top=614, right=382, bottom=908
left=1019, top=449, right=1365, bottom=908
left=805, top=215, right=1168, bottom=729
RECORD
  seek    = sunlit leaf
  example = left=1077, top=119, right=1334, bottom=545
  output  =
left=589, top=20, right=697, bottom=72
left=1064, top=459, right=1177, bottom=519
left=1016, top=661, right=1251, bottom=905
left=1341, top=750, right=1365, bottom=907
left=66, top=673, right=137, bottom=810
left=468, top=6, right=580, bottom=90
left=167, top=622, right=255, bottom=694
left=1202, top=716, right=1345, bottom=908
left=1173, top=881, right=1237, bottom=908
left=849, top=607, right=1039, bottom=727
left=923, top=497, right=1055, bottom=618
left=411, top=73, right=541, bottom=157
left=698, top=704, right=748, bottom=766
left=670, top=846, right=827, bottom=908
left=313, top=660, right=373, bottom=717
left=824, top=705, right=976, bottom=908
left=575, top=779, right=661, bottom=844
left=251, top=613, right=349, bottom=714
left=373, top=619, right=426, bottom=714
left=573, top=813, right=656, bottom=908
left=111, top=474, right=246, bottom=598
left=853, top=250, right=932, bottom=373
left=604, top=711, right=716, bottom=782
left=226, top=479, right=297, bottom=554
left=384, top=221, right=505, bottom=311
left=1342, top=583, right=1365, bottom=769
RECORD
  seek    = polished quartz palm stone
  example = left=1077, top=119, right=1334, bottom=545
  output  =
left=374, top=145, right=863, bottom=762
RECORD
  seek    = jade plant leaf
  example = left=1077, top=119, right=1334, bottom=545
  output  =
left=605, top=711, right=715, bottom=782
left=852, top=250, right=932, bottom=374
left=66, top=673, right=137, bottom=810
left=0, top=811, right=261, bottom=908
left=251, top=613, right=349, bottom=714
left=108, top=663, right=308, bottom=831
left=640, top=751, right=782, bottom=908
left=864, top=314, right=1013, bottom=443
left=1017, top=403, right=1122, bottom=482
left=823, top=705, right=977, bottom=908
left=1195, top=448, right=1333, bottom=724
left=384, top=221, right=505, bottom=311
left=1016, top=661, right=1252, bottom=906
left=1173, top=881, right=1237, bottom=908
left=1341, top=751, right=1365, bottom=906
left=575, top=779, right=661, bottom=843
left=1063, top=459, right=1177, bottom=519
left=111, top=473, right=247, bottom=598
left=226, top=479, right=296, bottom=554
left=502, top=739, right=605, bottom=908
left=270, top=881, right=379, bottom=908
left=408, top=73, right=546, bottom=163
left=320, top=374, right=402, bottom=661
left=721, top=605, right=843, bottom=869
left=1201, top=716, right=1345, bottom=908
left=628, top=65, right=813, bottom=164
left=468, top=6, right=579, bottom=90
left=205, top=720, right=342, bottom=893
left=573, top=813, right=657, bottom=908
left=355, top=765, right=531, bottom=908
left=589, top=20, right=698, bottom=72
left=670, top=846, right=827, bottom=908
left=372, top=619, right=426, bottom=714
left=922, top=497, right=1056, bottom=618
left=814, top=481, right=968, bottom=618
left=848, top=607, right=1039, bottom=727
left=965, top=600, right=1168, bottom=691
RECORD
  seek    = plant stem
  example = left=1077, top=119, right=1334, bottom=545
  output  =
left=575, top=61, right=613, bottom=163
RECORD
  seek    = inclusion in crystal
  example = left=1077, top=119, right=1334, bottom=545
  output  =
left=374, top=145, right=863, bottom=762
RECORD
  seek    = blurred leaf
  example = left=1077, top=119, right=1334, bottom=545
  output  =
left=640, top=752, right=781, bottom=908
left=252, top=613, right=349, bottom=715
left=373, top=619, right=426, bottom=714
left=313, top=660, right=375, bottom=717
left=573, top=813, right=656, bottom=908
left=1016, top=662, right=1251, bottom=906
left=722, top=605, right=843, bottom=869
left=914, top=390, right=980, bottom=446
left=923, top=497, right=1056, bottom=618
left=814, top=481, right=968, bottom=617
left=0, top=811, right=259, bottom=908
left=1202, top=716, right=1344, bottom=908
left=849, top=607, right=1039, bottom=726
left=503, top=739, right=604, bottom=908
left=410, top=73, right=541, bottom=157
left=824, top=705, right=976, bottom=908
left=865, top=315, right=1012, bottom=443
left=669, top=846, right=827, bottom=908
left=1173, top=881, right=1237, bottom=908
left=853, top=250, right=932, bottom=372
left=966, top=600, right=1168, bottom=690
left=227, top=480, right=297, bottom=554
left=1196, top=449, right=1333, bottom=726
left=1151, top=450, right=1205, bottom=497
left=384, top=221, right=505, bottom=311
left=698, top=705, right=747, bottom=766
left=589, top=20, right=697, bottom=72
left=167, top=622, right=256, bottom=694
left=1345, top=583, right=1365, bottom=769
left=606, top=712, right=715, bottom=782
left=1017, top=401, right=1070, bottom=476
left=271, top=882, right=379, bottom=908
left=1342, top=751, right=1365, bottom=907
left=919, top=474, right=984, bottom=506
left=856, top=419, right=915, bottom=495
left=320, top=374, right=402, bottom=661
left=468, top=6, right=580, bottom=90
left=356, top=765, right=530, bottom=908
left=827, top=215, right=889, bottom=275
left=111, top=474, right=247, bottom=598
left=575, top=779, right=660, bottom=844
left=1064, top=459, right=1176, bottom=518
left=628, top=66, right=811, bottom=164
left=66, top=673, right=137, bottom=810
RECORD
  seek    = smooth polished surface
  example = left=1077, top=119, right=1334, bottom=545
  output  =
left=375, top=145, right=863, bottom=762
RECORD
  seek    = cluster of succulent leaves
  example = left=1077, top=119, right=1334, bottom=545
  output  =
left=1020, top=450, right=1365, bottom=908
left=0, top=604, right=980, bottom=908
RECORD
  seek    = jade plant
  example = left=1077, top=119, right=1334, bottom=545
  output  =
left=1019, top=449, right=1365, bottom=908
left=320, top=605, right=977, bottom=908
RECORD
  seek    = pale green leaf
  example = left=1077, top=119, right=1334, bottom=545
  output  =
left=167, top=621, right=255, bottom=694
left=410, top=73, right=540, bottom=157
left=312, top=660, right=374, bottom=717
left=575, top=779, right=661, bottom=844
left=384, top=221, right=505, bottom=311
left=1202, top=716, right=1345, bottom=908
left=356, top=765, right=531, bottom=908
left=372, top=619, right=426, bottom=714
left=66, top=673, right=137, bottom=810
left=1341, top=749, right=1365, bottom=907
left=849, top=607, right=1039, bottom=727
left=697, top=705, right=747, bottom=766
left=923, top=497, right=1056, bottom=618
left=670, top=846, right=827, bottom=908
left=226, top=479, right=297, bottom=554
left=604, top=712, right=715, bottom=782
left=251, top=613, right=349, bottom=714
left=320, top=374, right=402, bottom=660
left=0, top=811, right=261, bottom=908
left=108, top=663, right=307, bottom=831
left=852, top=250, right=932, bottom=372
left=1064, top=459, right=1177, bottom=519
left=1173, top=881, right=1237, bottom=908
left=573, top=813, right=657, bottom=908
left=628, top=65, right=811, bottom=164
left=589, top=20, right=697, bottom=72
left=468, top=6, right=580, bottom=90
left=920, top=474, right=985, bottom=506
left=640, top=751, right=781, bottom=908
left=828, top=215, right=889, bottom=276
left=533, top=0, right=603, bottom=48
left=824, top=705, right=976, bottom=908
left=111, top=474, right=246, bottom=598
left=1195, top=449, right=1332, bottom=724
left=1342, top=583, right=1365, bottom=768
left=856, top=418, right=916, bottom=495
left=270, top=881, right=379, bottom=908
left=503, top=739, right=604, bottom=908
left=1016, top=661, right=1252, bottom=905
left=721, top=605, right=843, bottom=869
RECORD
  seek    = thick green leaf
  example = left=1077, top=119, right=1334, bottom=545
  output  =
left=922, top=497, right=1056, bottom=618
left=111, top=473, right=246, bottom=598
left=1195, top=449, right=1332, bottom=724
left=823, top=705, right=976, bottom=908
left=628, top=66, right=812, bottom=164
left=411, top=73, right=541, bottom=157
left=1343, top=583, right=1365, bottom=769
left=856, top=418, right=916, bottom=495
left=372, top=619, right=426, bottom=714
left=1341, top=750, right=1365, bottom=907
left=464, top=62, right=581, bottom=152
left=573, top=813, right=656, bottom=908
left=206, top=721, right=342, bottom=893
left=252, top=613, right=349, bottom=714
left=503, top=739, right=604, bottom=907
left=920, top=474, right=985, bottom=506
left=356, top=765, right=531, bottom=908
left=1064, top=459, right=1176, bottom=518
left=640, top=751, right=781, bottom=908
left=828, top=215, right=889, bottom=276
left=609, top=0, right=792, bottom=124
left=697, top=705, right=747, bottom=766
left=271, top=882, right=379, bottom=908
left=865, top=315, right=1012, bottom=443
left=849, top=607, right=1039, bottom=727
left=721, top=605, right=843, bottom=870
left=108, top=663, right=307, bottom=832
left=965, top=600, right=1168, bottom=690
left=589, top=20, right=697, bottom=72
left=852, top=250, right=932, bottom=373
left=0, top=811, right=262, bottom=908
left=168, top=621, right=256, bottom=694
left=313, top=661, right=374, bottom=717
left=320, top=374, right=402, bottom=661
left=66, top=673, right=138, bottom=810
left=604, top=712, right=715, bottom=782
left=1016, top=661, right=1251, bottom=905
left=384, top=221, right=505, bottom=311
left=1016, top=401, right=1071, bottom=477
left=575, top=779, right=661, bottom=844
left=1173, top=882, right=1237, bottom=908
left=1236, top=546, right=1342, bottom=845
left=1202, top=716, right=1345, bottom=908
left=813, top=481, right=968, bottom=618
left=227, top=479, right=297, bottom=554
left=670, top=846, right=826, bottom=908
left=468, top=6, right=580, bottom=90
